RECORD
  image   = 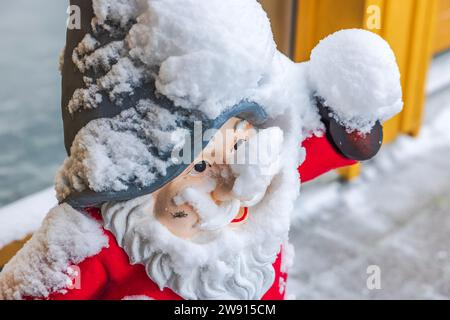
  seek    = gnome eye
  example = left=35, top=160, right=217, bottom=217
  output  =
left=234, top=139, right=246, bottom=151
left=191, top=160, right=210, bottom=175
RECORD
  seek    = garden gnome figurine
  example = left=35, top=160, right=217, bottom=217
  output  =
left=0, top=0, right=402, bottom=300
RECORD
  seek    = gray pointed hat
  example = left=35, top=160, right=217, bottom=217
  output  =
left=57, top=0, right=269, bottom=208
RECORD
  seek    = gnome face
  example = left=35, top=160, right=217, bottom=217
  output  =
left=100, top=117, right=287, bottom=300
left=152, top=117, right=276, bottom=239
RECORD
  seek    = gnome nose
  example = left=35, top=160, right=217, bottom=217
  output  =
left=211, top=188, right=234, bottom=204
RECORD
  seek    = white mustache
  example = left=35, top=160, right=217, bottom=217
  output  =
left=173, top=188, right=241, bottom=231
left=230, top=127, right=283, bottom=207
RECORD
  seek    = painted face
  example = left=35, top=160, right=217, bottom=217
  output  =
left=152, top=117, right=256, bottom=239
left=101, top=119, right=285, bottom=299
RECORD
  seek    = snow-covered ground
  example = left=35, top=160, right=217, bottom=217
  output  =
left=0, top=188, right=55, bottom=248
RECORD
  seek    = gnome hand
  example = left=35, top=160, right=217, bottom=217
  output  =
left=308, top=29, right=403, bottom=160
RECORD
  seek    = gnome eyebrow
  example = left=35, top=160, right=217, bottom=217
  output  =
left=172, top=211, right=189, bottom=219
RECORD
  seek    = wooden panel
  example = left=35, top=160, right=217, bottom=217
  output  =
left=315, top=0, right=366, bottom=43
left=0, top=236, right=31, bottom=268
left=401, top=0, right=439, bottom=136
left=434, top=0, right=450, bottom=53
left=295, top=0, right=365, bottom=62
left=295, top=0, right=320, bottom=61
left=259, top=0, right=294, bottom=56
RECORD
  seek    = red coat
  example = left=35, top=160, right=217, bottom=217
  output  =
left=44, top=135, right=356, bottom=300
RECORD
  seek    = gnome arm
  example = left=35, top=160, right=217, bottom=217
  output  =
left=298, top=135, right=357, bottom=183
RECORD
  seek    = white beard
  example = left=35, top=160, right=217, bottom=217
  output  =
left=101, top=107, right=303, bottom=300
left=102, top=194, right=279, bottom=300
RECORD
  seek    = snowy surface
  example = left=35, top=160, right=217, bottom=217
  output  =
left=0, top=188, right=55, bottom=249
left=309, top=29, right=403, bottom=133
left=427, top=51, right=450, bottom=94
left=125, top=0, right=276, bottom=119
left=287, top=86, right=450, bottom=299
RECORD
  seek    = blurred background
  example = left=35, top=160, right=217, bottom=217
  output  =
left=1, top=0, right=450, bottom=299
left=0, top=1, right=67, bottom=206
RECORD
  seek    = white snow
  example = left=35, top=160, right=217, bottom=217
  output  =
left=69, top=57, right=147, bottom=114
left=92, top=0, right=142, bottom=28
left=252, top=53, right=324, bottom=137
left=67, top=86, right=103, bottom=114
left=0, top=188, right=55, bottom=250
left=72, top=34, right=99, bottom=67
left=97, top=57, right=148, bottom=102
left=73, top=39, right=123, bottom=74
left=56, top=100, right=187, bottom=201
left=126, top=0, right=276, bottom=119
left=0, top=204, right=108, bottom=300
left=309, top=29, right=403, bottom=133
left=70, top=0, right=277, bottom=120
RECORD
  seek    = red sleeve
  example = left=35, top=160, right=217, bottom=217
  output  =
left=298, top=135, right=357, bottom=183
left=48, top=252, right=109, bottom=300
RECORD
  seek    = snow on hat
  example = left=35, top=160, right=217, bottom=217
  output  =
left=56, top=0, right=275, bottom=207
left=309, top=29, right=403, bottom=134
